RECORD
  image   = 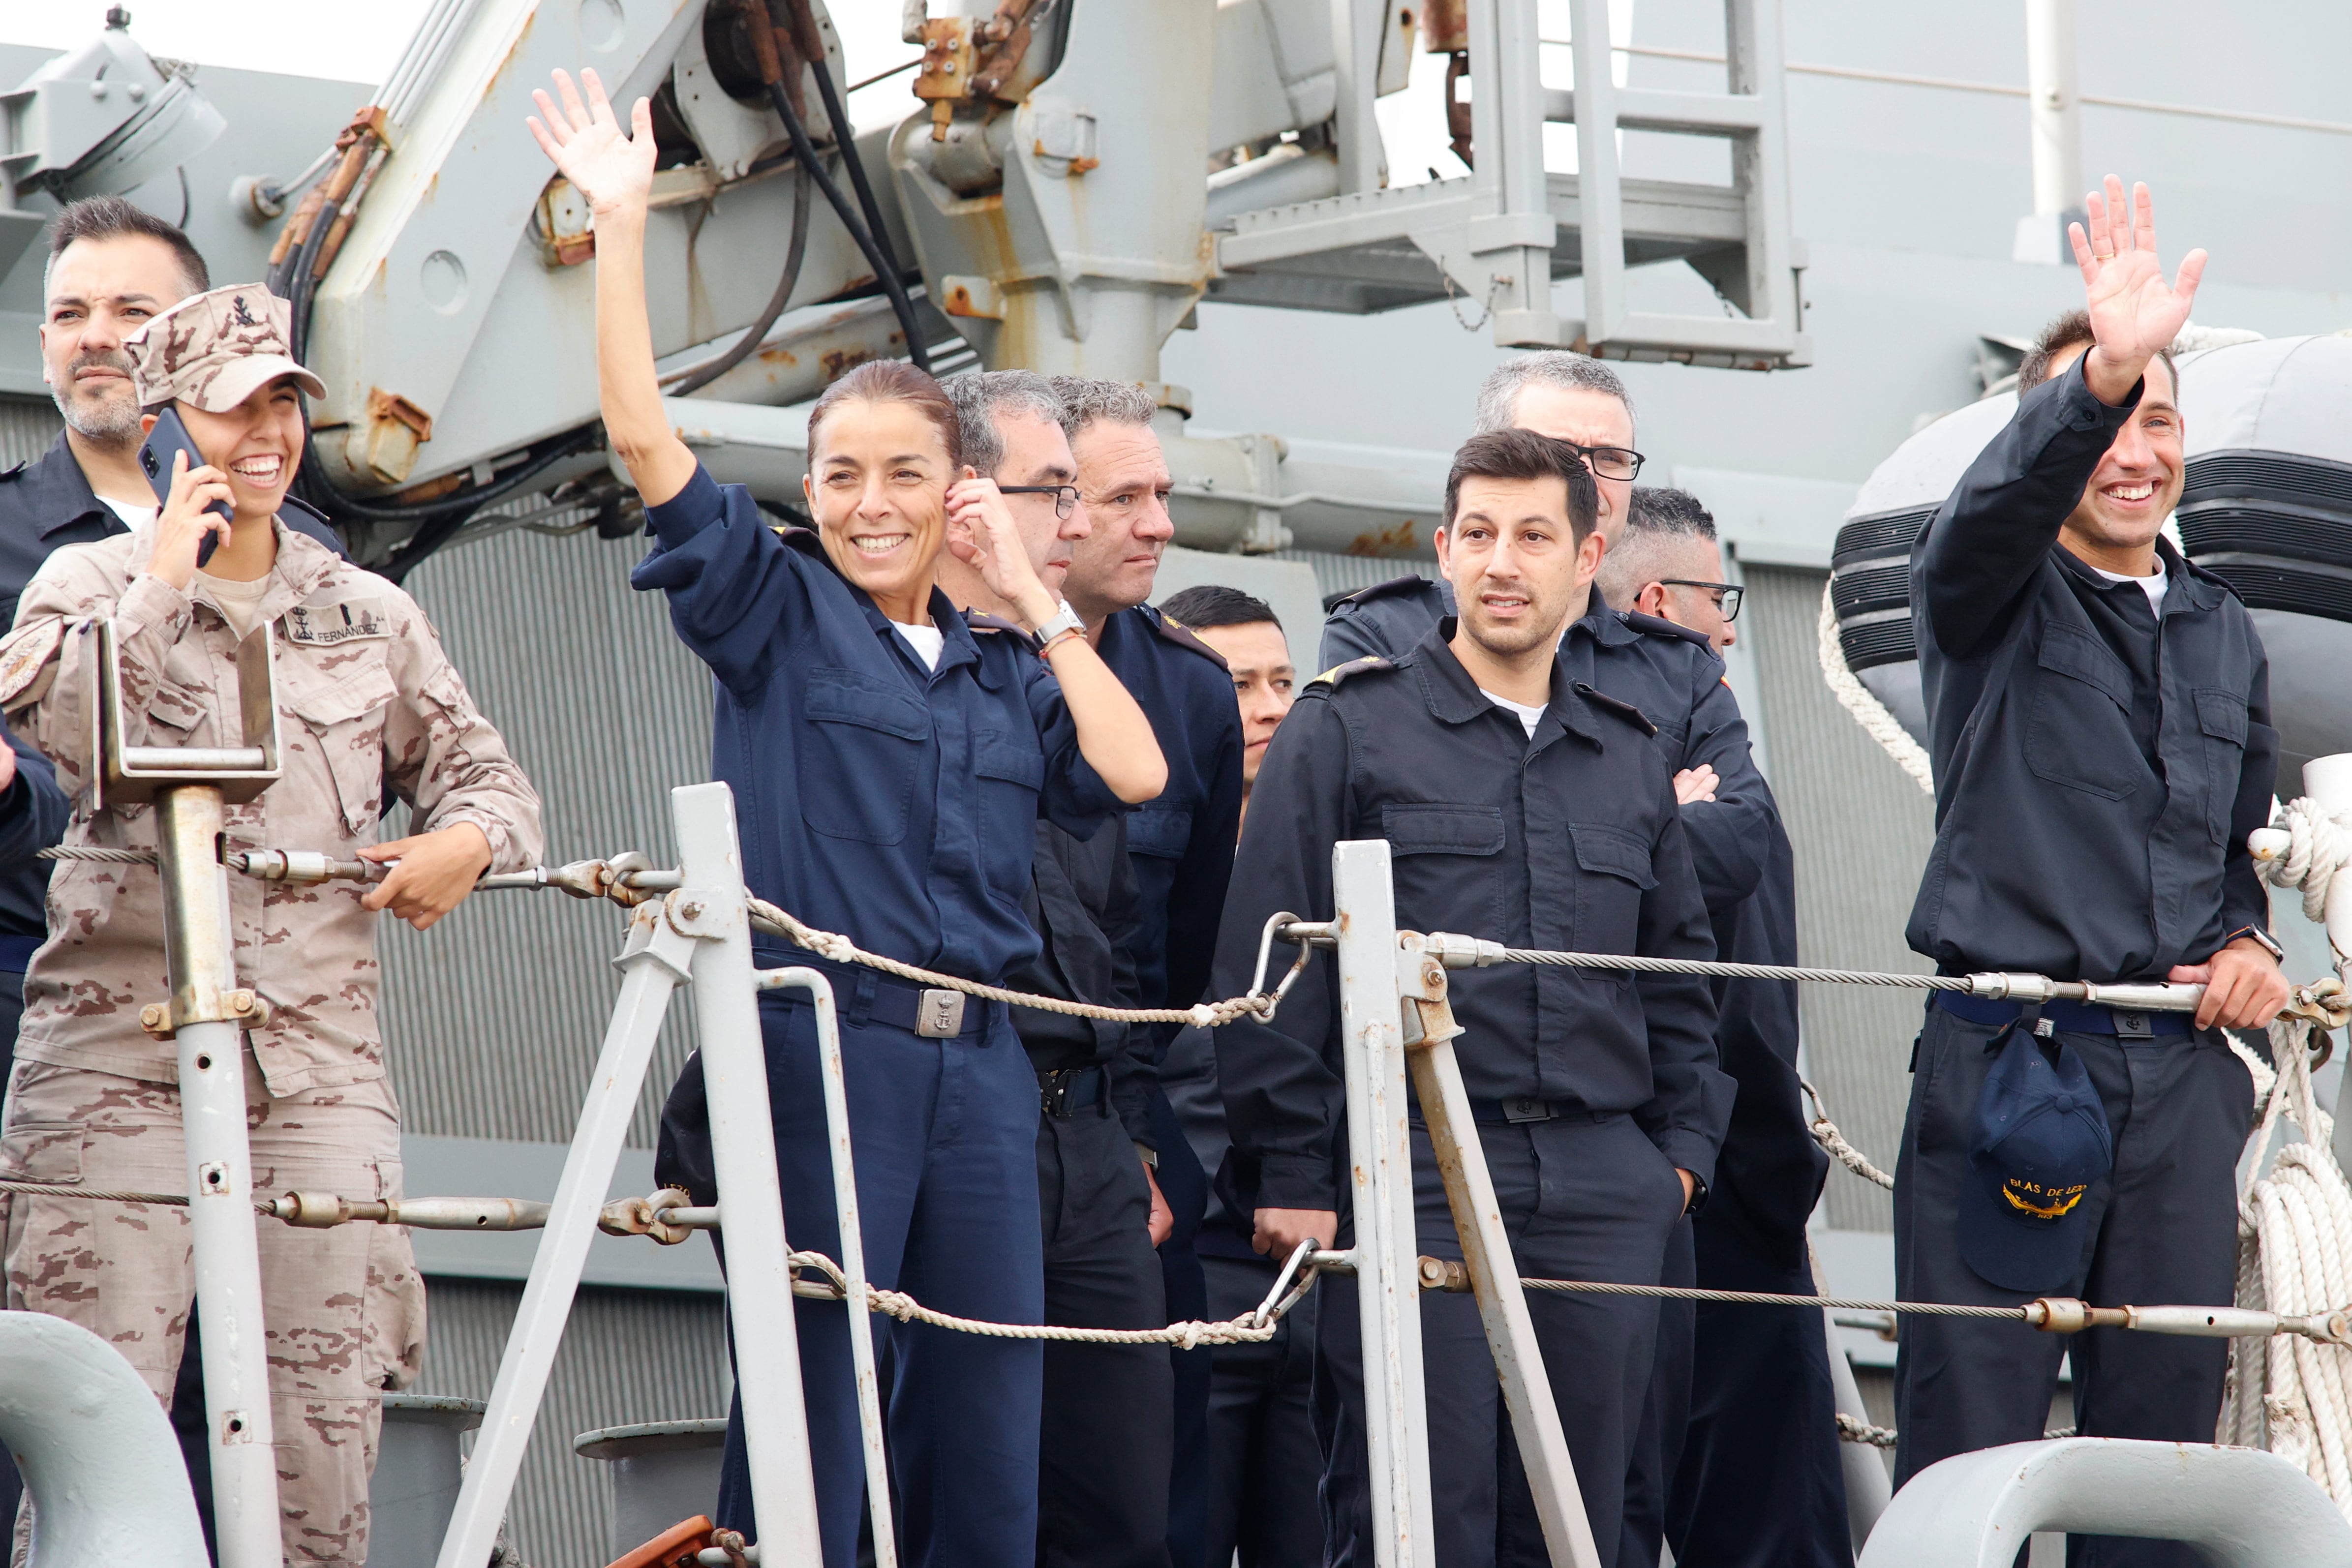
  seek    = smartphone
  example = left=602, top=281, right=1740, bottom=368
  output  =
left=137, top=406, right=231, bottom=569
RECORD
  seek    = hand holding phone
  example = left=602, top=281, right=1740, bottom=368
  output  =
left=138, top=406, right=234, bottom=573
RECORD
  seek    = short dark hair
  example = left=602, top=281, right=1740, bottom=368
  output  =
left=2017, top=307, right=2176, bottom=399
left=1441, top=429, right=1599, bottom=541
left=1627, top=485, right=1716, bottom=542
left=1160, top=584, right=1278, bottom=631
left=45, top=195, right=208, bottom=296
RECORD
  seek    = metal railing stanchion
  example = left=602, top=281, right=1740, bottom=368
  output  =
left=1330, top=840, right=1437, bottom=1568
left=671, top=784, right=824, bottom=1555
left=757, top=966, right=898, bottom=1567
left=1397, top=938, right=1602, bottom=1568
left=431, top=896, right=693, bottom=1568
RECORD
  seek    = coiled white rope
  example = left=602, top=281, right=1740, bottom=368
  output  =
left=1818, top=580, right=1934, bottom=796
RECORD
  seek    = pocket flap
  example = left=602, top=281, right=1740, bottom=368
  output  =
left=149, top=680, right=209, bottom=732
left=2196, top=689, right=2248, bottom=745
left=2036, top=626, right=2132, bottom=711
left=285, top=662, right=398, bottom=728
left=1129, top=805, right=1195, bottom=858
left=807, top=666, right=929, bottom=740
left=0, top=1122, right=84, bottom=1183
left=1570, top=822, right=1657, bottom=888
left=976, top=737, right=1046, bottom=790
left=1383, top=803, right=1505, bottom=857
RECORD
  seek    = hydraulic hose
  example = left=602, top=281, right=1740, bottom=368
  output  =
left=787, top=0, right=910, bottom=298
left=758, top=87, right=931, bottom=373
left=667, top=155, right=815, bottom=397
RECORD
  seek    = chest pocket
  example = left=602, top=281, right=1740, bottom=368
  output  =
left=2195, top=688, right=2249, bottom=844
left=1383, top=803, right=1506, bottom=937
left=2024, top=625, right=2143, bottom=800
left=1568, top=822, right=1655, bottom=963
left=1129, top=805, right=1194, bottom=860
left=801, top=667, right=930, bottom=845
left=285, top=659, right=398, bottom=833
left=974, top=732, right=1047, bottom=904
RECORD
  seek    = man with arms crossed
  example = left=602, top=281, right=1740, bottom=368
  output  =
left=1214, top=431, right=1725, bottom=1565
left=1900, top=179, right=2282, bottom=1568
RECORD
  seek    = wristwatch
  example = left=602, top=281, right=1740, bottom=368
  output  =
left=1681, top=1172, right=1709, bottom=1217
left=2225, top=925, right=2286, bottom=963
left=1030, top=599, right=1085, bottom=653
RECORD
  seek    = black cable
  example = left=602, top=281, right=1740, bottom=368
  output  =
left=761, top=79, right=930, bottom=374
left=801, top=35, right=906, bottom=305
left=668, top=155, right=814, bottom=397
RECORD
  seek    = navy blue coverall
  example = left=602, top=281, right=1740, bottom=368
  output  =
left=1323, top=579, right=1850, bottom=1568
left=638, top=467, right=1122, bottom=1568
left=1899, top=359, right=2276, bottom=1568
left=1095, top=603, right=1244, bottom=1568
left=1214, top=619, right=1727, bottom=1568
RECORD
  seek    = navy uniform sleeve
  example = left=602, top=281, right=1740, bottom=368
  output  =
left=0, top=726, right=69, bottom=865
left=2220, top=650, right=2280, bottom=947
left=1101, top=831, right=1160, bottom=1146
left=1021, top=655, right=1126, bottom=839
left=1161, top=680, right=1243, bottom=1015
left=1631, top=785, right=1732, bottom=1184
left=1673, top=665, right=1774, bottom=915
left=628, top=463, right=823, bottom=697
left=1916, top=356, right=2138, bottom=661
left=1210, top=694, right=1353, bottom=1213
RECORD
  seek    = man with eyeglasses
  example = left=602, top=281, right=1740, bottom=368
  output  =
left=1051, top=376, right=1246, bottom=1568
left=1321, top=358, right=1850, bottom=1568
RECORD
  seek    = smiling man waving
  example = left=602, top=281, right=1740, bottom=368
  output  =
left=1896, top=179, right=2282, bottom=1567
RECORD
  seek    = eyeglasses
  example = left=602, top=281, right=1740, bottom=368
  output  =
left=999, top=483, right=1081, bottom=518
left=1657, top=579, right=1741, bottom=621
left=1564, top=442, right=1646, bottom=482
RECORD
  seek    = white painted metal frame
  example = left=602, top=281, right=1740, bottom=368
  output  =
left=434, top=783, right=840, bottom=1568
left=1330, top=842, right=1438, bottom=1568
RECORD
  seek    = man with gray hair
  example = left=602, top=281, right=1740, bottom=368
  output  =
left=1321, top=351, right=1646, bottom=665
left=1053, top=376, right=1245, bottom=1568
left=1593, top=485, right=1742, bottom=657
left=937, top=370, right=1180, bottom=1566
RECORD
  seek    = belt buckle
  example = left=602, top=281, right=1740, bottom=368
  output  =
left=2112, top=1008, right=2153, bottom=1040
left=916, top=989, right=967, bottom=1038
left=1502, top=1096, right=1552, bottom=1124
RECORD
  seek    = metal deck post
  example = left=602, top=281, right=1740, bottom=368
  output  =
left=1402, top=993, right=1602, bottom=1568
left=157, top=783, right=282, bottom=1568
left=1331, top=841, right=1436, bottom=1568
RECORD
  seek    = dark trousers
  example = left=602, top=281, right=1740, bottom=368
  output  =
left=674, top=993, right=1045, bottom=1568
left=1148, top=1092, right=1212, bottom=1568
left=1894, top=1005, right=2252, bottom=1568
left=1666, top=1217, right=1852, bottom=1568
left=1200, top=1253, right=1323, bottom=1568
left=1038, top=1098, right=1173, bottom=1568
left=0, top=971, right=25, bottom=1541
left=1317, top=1114, right=1686, bottom=1568
left=1617, top=1219, right=1694, bottom=1568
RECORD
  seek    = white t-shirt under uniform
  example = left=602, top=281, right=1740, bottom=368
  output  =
left=2092, top=558, right=2168, bottom=615
left=891, top=619, right=945, bottom=672
left=1480, top=689, right=1548, bottom=739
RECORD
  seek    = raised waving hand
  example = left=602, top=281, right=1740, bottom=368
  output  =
left=526, top=67, right=655, bottom=220
left=2069, top=176, right=2207, bottom=405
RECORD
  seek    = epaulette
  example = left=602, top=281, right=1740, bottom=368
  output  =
left=1310, top=654, right=1394, bottom=689
left=1150, top=610, right=1230, bottom=672
left=1573, top=681, right=1658, bottom=736
left=1323, top=573, right=1436, bottom=613
left=1619, top=608, right=1711, bottom=650
left=0, top=461, right=24, bottom=483
left=966, top=611, right=1028, bottom=636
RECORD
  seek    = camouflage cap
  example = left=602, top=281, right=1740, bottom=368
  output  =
left=125, top=283, right=327, bottom=413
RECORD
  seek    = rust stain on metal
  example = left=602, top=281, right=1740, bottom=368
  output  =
left=757, top=347, right=800, bottom=367
left=820, top=347, right=877, bottom=381
left=1346, top=520, right=1422, bottom=557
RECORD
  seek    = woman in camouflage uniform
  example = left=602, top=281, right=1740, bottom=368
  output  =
left=0, top=282, right=543, bottom=1564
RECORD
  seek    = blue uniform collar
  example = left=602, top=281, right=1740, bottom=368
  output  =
left=771, top=523, right=981, bottom=680
left=15, top=432, right=114, bottom=540
left=1406, top=616, right=1601, bottom=746
left=2052, top=533, right=2224, bottom=616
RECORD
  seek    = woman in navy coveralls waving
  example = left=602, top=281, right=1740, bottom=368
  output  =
left=530, top=69, right=1167, bottom=1568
